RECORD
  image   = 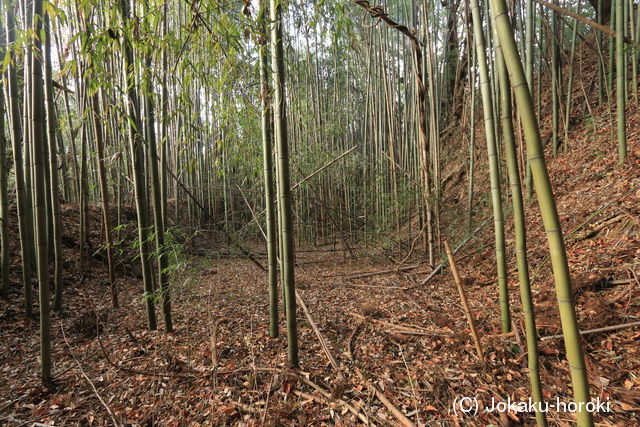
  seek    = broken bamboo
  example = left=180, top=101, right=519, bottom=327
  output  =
left=444, top=240, right=484, bottom=362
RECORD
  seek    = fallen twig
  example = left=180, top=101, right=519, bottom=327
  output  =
left=332, top=282, right=408, bottom=291
left=339, top=263, right=422, bottom=280
left=347, top=318, right=416, bottom=427
left=349, top=312, right=451, bottom=336
left=61, top=323, right=120, bottom=426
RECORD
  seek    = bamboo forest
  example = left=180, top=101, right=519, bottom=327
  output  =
left=1, top=0, right=640, bottom=425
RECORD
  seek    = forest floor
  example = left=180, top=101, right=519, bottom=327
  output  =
left=0, top=115, right=639, bottom=426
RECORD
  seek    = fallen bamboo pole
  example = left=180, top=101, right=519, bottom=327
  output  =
left=295, top=291, right=340, bottom=373
left=444, top=241, right=484, bottom=362
left=349, top=312, right=451, bottom=336
left=487, top=321, right=640, bottom=341
left=533, top=0, right=638, bottom=45
left=540, top=321, right=640, bottom=341
left=347, top=318, right=415, bottom=427
left=416, top=216, right=493, bottom=287
left=333, top=283, right=409, bottom=291
left=291, top=146, right=358, bottom=191
left=340, top=263, right=422, bottom=280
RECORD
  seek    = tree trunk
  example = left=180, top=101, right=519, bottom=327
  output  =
left=470, top=0, right=511, bottom=333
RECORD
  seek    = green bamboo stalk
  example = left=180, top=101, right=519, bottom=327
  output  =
left=564, top=0, right=582, bottom=147
left=489, top=0, right=594, bottom=424
left=258, top=0, right=279, bottom=339
left=119, top=0, right=157, bottom=331
left=5, top=2, right=33, bottom=316
left=630, top=0, right=638, bottom=103
left=0, top=48, right=9, bottom=301
left=467, top=42, right=477, bottom=231
left=597, top=0, right=605, bottom=103
left=470, top=0, right=511, bottom=333
left=270, top=0, right=298, bottom=366
left=43, top=11, right=64, bottom=312
left=525, top=0, right=535, bottom=94
left=609, top=2, right=615, bottom=94
left=31, top=0, right=52, bottom=386
left=495, top=31, right=547, bottom=427
left=551, top=2, right=561, bottom=156
left=616, top=0, right=627, bottom=164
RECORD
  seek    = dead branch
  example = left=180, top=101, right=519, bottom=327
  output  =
left=340, top=263, right=422, bottom=280
left=347, top=318, right=416, bottom=427
left=332, top=282, right=409, bottom=291
left=236, top=185, right=266, bottom=241
left=211, top=318, right=225, bottom=370
left=349, top=312, right=452, bottom=336
left=61, top=323, right=120, bottom=426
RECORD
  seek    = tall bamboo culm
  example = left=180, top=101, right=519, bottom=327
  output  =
left=616, top=0, right=627, bottom=164
left=490, top=0, right=593, bottom=424
left=494, top=28, right=547, bottom=427
left=470, top=0, right=511, bottom=333
left=5, top=1, right=34, bottom=318
left=270, top=0, right=298, bottom=366
left=30, top=0, right=52, bottom=386
left=119, top=0, right=157, bottom=330
left=258, top=0, right=279, bottom=339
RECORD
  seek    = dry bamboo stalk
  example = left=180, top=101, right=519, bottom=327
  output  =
left=348, top=312, right=451, bottom=336
left=341, top=263, right=422, bottom=280
left=347, top=319, right=415, bottom=427
left=488, top=321, right=640, bottom=341
left=541, top=321, right=640, bottom=341
left=444, top=240, right=484, bottom=362
left=333, top=283, right=409, bottom=291
left=295, top=291, right=340, bottom=373
left=291, top=146, right=358, bottom=191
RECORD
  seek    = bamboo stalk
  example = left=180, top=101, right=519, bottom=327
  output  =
left=444, top=241, right=484, bottom=362
left=489, top=1, right=593, bottom=424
